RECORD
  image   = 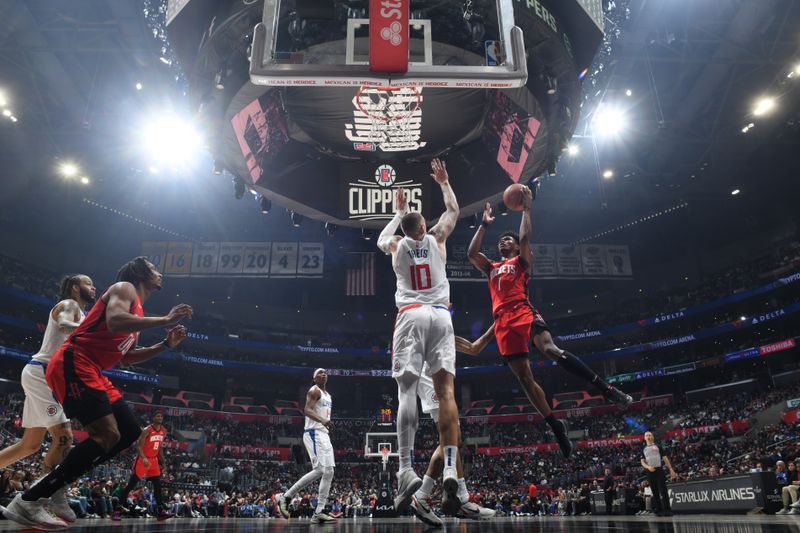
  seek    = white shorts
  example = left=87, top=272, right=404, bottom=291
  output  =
left=392, top=304, right=455, bottom=380
left=303, top=429, right=335, bottom=469
left=417, top=371, right=439, bottom=423
left=20, top=362, right=68, bottom=429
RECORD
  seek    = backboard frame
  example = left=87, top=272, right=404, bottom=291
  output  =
left=250, top=0, right=528, bottom=89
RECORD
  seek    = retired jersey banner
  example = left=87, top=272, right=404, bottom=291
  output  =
left=447, top=243, right=632, bottom=281
left=141, top=241, right=323, bottom=279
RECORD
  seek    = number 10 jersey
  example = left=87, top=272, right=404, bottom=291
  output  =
left=393, top=234, right=450, bottom=309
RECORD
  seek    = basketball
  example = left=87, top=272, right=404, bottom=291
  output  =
left=503, top=183, right=528, bottom=211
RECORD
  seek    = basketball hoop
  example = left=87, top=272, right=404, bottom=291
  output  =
left=354, top=85, right=423, bottom=150
left=380, top=446, right=390, bottom=466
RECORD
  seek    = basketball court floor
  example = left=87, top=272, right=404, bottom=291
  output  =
left=0, top=515, right=796, bottom=532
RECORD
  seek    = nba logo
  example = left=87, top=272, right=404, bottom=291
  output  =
left=374, top=164, right=397, bottom=187
left=485, top=40, right=505, bottom=66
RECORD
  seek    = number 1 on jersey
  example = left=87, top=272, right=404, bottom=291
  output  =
left=410, top=264, right=432, bottom=291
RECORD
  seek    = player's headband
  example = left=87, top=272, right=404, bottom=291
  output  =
left=313, top=368, right=326, bottom=379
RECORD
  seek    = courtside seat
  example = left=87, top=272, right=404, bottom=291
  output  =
left=246, top=405, right=271, bottom=415
left=221, top=404, right=247, bottom=413
left=160, top=397, right=187, bottom=408
left=495, top=405, right=520, bottom=415
left=177, top=391, right=215, bottom=409
left=470, top=399, right=495, bottom=409
left=230, top=396, right=256, bottom=406
left=464, top=407, right=492, bottom=417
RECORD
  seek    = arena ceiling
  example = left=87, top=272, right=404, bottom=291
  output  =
left=0, top=0, right=798, bottom=267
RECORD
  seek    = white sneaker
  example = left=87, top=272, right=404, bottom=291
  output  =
left=411, top=495, right=442, bottom=527
left=789, top=509, right=800, bottom=515
left=394, top=469, right=422, bottom=513
left=456, top=500, right=496, bottom=520
left=791, top=500, right=800, bottom=509
left=441, top=466, right=459, bottom=516
left=48, top=486, right=77, bottom=523
left=276, top=493, right=290, bottom=518
left=311, top=511, right=337, bottom=523
left=1, top=493, right=68, bottom=530
left=777, top=509, right=790, bottom=515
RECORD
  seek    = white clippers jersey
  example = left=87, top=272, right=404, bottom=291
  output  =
left=31, top=300, right=85, bottom=364
left=394, top=234, right=450, bottom=309
left=304, top=388, right=332, bottom=434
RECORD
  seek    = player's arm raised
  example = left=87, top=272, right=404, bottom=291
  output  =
left=455, top=323, right=495, bottom=356
left=518, top=185, right=535, bottom=273
left=377, top=188, right=408, bottom=255
left=468, top=202, right=494, bottom=275
left=105, top=282, right=193, bottom=334
left=428, top=158, right=459, bottom=243
left=122, top=325, right=187, bottom=365
left=54, top=299, right=82, bottom=331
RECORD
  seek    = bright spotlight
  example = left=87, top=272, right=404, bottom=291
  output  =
left=625, top=89, right=632, bottom=96
left=731, top=189, right=740, bottom=196
left=9, top=116, right=17, bottom=123
left=59, top=162, right=79, bottom=177
left=753, top=97, right=775, bottom=116
left=148, top=166, right=159, bottom=174
left=602, top=169, right=614, bottom=179
left=567, top=144, right=579, bottom=156
left=0, top=93, right=6, bottom=106
left=592, top=105, right=627, bottom=137
left=80, top=176, right=90, bottom=185
left=1, top=109, right=10, bottom=117
left=135, top=82, right=143, bottom=91
left=140, top=115, right=203, bottom=166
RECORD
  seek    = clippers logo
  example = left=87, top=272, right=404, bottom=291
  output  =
left=348, top=165, right=422, bottom=221
left=381, top=21, right=402, bottom=46
left=46, top=404, right=59, bottom=417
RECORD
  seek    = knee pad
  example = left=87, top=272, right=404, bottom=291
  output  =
left=112, top=401, right=142, bottom=448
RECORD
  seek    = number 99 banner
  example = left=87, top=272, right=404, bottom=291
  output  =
left=141, top=241, right=324, bottom=278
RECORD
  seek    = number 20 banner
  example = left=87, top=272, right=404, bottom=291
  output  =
left=141, top=241, right=324, bottom=278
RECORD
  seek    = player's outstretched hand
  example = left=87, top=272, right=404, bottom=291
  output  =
left=455, top=336, right=478, bottom=356
left=430, top=158, right=449, bottom=185
left=165, top=304, right=193, bottom=324
left=521, top=185, right=533, bottom=210
left=165, top=325, right=187, bottom=349
left=395, top=188, right=408, bottom=213
left=482, top=202, right=495, bottom=225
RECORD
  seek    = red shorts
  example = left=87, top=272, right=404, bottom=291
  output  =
left=46, top=345, right=122, bottom=426
left=133, top=456, right=161, bottom=479
left=494, top=303, right=549, bottom=357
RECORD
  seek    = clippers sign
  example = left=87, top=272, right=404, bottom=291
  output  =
left=347, top=164, right=422, bottom=221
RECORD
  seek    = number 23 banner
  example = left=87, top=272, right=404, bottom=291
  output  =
left=142, top=241, right=324, bottom=278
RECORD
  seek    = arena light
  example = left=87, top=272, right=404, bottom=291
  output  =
left=59, top=162, right=80, bottom=177
left=140, top=114, right=203, bottom=166
left=592, top=104, right=627, bottom=137
left=362, top=228, right=373, bottom=241
left=602, top=169, right=614, bottom=179
left=625, top=89, right=632, bottom=96
left=0, top=91, right=6, bottom=107
left=731, top=189, right=740, bottom=196
left=80, top=176, right=90, bottom=185
left=1, top=109, right=10, bottom=117
left=259, top=196, right=271, bottom=214
left=567, top=144, right=580, bottom=156
left=753, top=97, right=775, bottom=116
left=325, top=222, right=337, bottom=237
left=135, top=82, right=143, bottom=91
left=291, top=211, right=303, bottom=227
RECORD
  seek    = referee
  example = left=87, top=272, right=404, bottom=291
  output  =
left=640, top=431, right=677, bottom=516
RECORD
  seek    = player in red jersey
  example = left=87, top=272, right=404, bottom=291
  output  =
left=113, top=410, right=171, bottom=521
left=2, top=257, right=192, bottom=530
left=465, top=187, right=632, bottom=456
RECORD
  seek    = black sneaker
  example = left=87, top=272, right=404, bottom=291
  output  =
left=552, top=419, right=573, bottom=458
left=604, top=386, right=633, bottom=410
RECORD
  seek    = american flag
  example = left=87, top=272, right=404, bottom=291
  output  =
left=345, top=252, right=376, bottom=296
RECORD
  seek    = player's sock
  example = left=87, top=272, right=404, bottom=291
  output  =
left=557, top=351, right=611, bottom=393
left=443, top=446, right=458, bottom=470
left=457, top=478, right=469, bottom=504
left=398, top=447, right=414, bottom=472
left=23, top=438, right=105, bottom=501
left=415, top=475, right=436, bottom=499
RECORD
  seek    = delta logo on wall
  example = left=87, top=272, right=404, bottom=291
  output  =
left=347, top=164, right=422, bottom=221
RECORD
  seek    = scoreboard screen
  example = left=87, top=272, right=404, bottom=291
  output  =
left=377, top=408, right=394, bottom=426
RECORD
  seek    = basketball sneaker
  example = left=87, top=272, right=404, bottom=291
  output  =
left=604, top=386, right=633, bottom=409
left=48, top=486, right=77, bottom=523
left=411, top=495, right=442, bottom=527
left=1, top=493, right=68, bottom=530
left=456, top=501, right=496, bottom=520
left=277, top=493, right=291, bottom=518
left=441, top=466, right=460, bottom=516
left=311, top=511, right=337, bottom=523
left=394, top=469, right=423, bottom=513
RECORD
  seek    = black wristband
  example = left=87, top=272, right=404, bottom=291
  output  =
left=481, top=221, right=490, bottom=229
left=161, top=338, right=173, bottom=350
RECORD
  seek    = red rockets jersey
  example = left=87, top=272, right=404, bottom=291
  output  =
left=488, top=255, right=530, bottom=315
left=65, top=292, right=143, bottom=370
left=142, top=424, right=166, bottom=457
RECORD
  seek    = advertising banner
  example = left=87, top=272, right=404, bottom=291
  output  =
left=667, top=474, right=778, bottom=513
